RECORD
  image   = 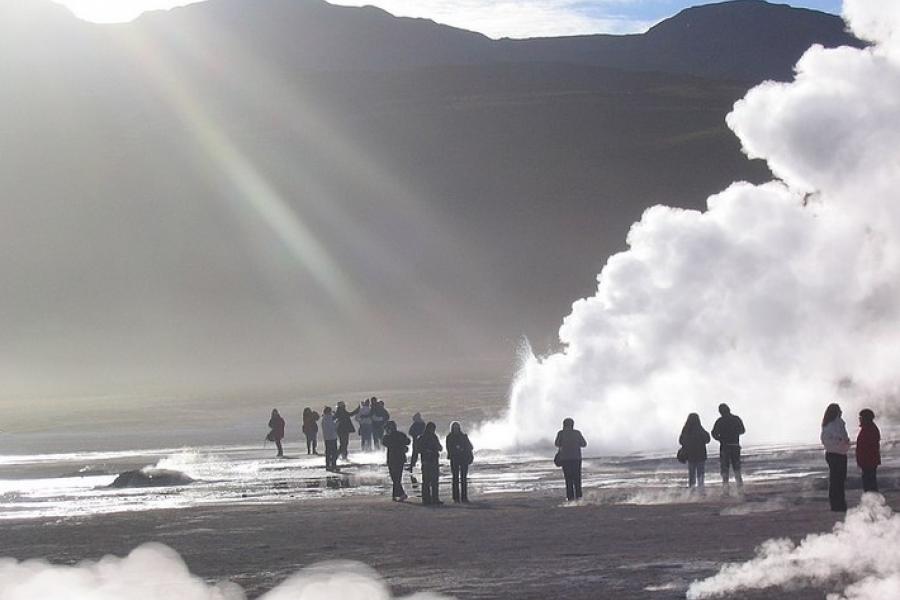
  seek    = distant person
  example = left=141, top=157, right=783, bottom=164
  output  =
left=407, top=412, right=427, bottom=473
left=382, top=420, right=410, bottom=501
left=302, top=407, right=320, bottom=455
left=267, top=409, right=286, bottom=458
left=335, top=401, right=359, bottom=461
left=357, top=399, right=373, bottom=452
left=821, top=403, right=850, bottom=512
left=445, top=421, right=474, bottom=503
left=417, top=422, right=443, bottom=505
left=856, top=408, right=881, bottom=493
left=321, top=406, right=339, bottom=471
left=554, top=417, right=587, bottom=502
left=371, top=399, right=390, bottom=450
left=711, top=403, right=745, bottom=493
left=679, top=413, right=711, bottom=489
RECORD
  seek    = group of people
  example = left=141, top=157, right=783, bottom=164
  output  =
left=677, top=403, right=746, bottom=493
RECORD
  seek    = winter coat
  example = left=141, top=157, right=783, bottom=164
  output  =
left=711, top=414, right=745, bottom=445
left=679, top=426, right=710, bottom=462
left=408, top=418, right=426, bottom=440
left=555, top=428, right=587, bottom=461
left=302, top=412, right=319, bottom=436
left=268, top=415, right=285, bottom=441
left=321, top=414, right=338, bottom=441
left=335, top=406, right=358, bottom=434
left=821, top=417, right=851, bottom=455
left=383, top=431, right=411, bottom=465
left=415, top=431, right=443, bottom=464
left=371, top=406, right=389, bottom=430
left=446, top=431, right=474, bottom=465
left=357, top=405, right=372, bottom=426
left=856, top=422, right=881, bottom=469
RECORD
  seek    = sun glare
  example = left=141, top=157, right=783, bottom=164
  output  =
left=52, top=0, right=205, bottom=23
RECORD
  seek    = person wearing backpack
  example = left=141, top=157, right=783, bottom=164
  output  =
left=446, top=421, right=474, bottom=503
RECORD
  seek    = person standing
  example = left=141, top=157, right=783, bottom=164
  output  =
left=335, top=401, right=359, bottom=461
left=302, top=407, right=319, bottom=455
left=382, top=420, right=410, bottom=501
left=407, top=412, right=427, bottom=473
left=357, top=399, right=373, bottom=452
left=445, top=421, right=474, bottom=503
left=267, top=409, right=286, bottom=458
left=554, top=417, right=587, bottom=502
left=417, top=422, right=443, bottom=505
left=679, top=413, right=711, bottom=490
left=856, top=408, right=881, bottom=493
left=711, top=403, right=745, bottom=493
left=321, top=406, right=339, bottom=471
left=821, top=403, right=851, bottom=512
left=371, top=399, right=389, bottom=451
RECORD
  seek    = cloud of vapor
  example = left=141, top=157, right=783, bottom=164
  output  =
left=0, top=543, right=450, bottom=600
left=687, top=493, right=900, bottom=599
left=475, top=0, right=900, bottom=452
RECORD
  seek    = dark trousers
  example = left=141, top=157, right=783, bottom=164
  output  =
left=274, top=438, right=283, bottom=457
left=862, top=467, right=878, bottom=493
left=561, top=459, right=582, bottom=501
left=388, top=460, right=406, bottom=499
left=719, top=445, right=742, bottom=487
left=451, top=460, right=469, bottom=502
left=305, top=434, right=317, bottom=454
left=338, top=432, right=350, bottom=460
left=324, top=439, right=338, bottom=470
left=422, top=461, right=440, bottom=504
left=826, top=452, right=848, bottom=511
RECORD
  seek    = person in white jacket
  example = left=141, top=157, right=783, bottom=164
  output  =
left=821, top=403, right=851, bottom=512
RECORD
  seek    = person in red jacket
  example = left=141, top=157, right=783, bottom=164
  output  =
left=856, top=408, right=881, bottom=492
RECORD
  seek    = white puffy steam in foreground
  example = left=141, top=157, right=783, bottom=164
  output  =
left=477, top=0, right=900, bottom=451
left=687, top=493, right=900, bottom=599
left=0, top=544, right=450, bottom=600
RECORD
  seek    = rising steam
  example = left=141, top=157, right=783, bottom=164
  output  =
left=476, top=0, right=900, bottom=452
left=0, top=543, right=450, bottom=600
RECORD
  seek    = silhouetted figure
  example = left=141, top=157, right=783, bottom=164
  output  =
left=711, top=403, right=745, bottom=492
left=302, top=407, right=320, bottom=455
left=417, top=422, right=443, bottom=505
left=335, top=401, right=359, bottom=461
left=679, top=413, right=711, bottom=489
left=446, top=421, right=474, bottom=503
left=267, top=409, right=286, bottom=458
left=856, top=408, right=881, bottom=493
left=382, top=420, right=410, bottom=501
left=371, top=399, right=389, bottom=450
left=321, top=406, right=339, bottom=471
left=555, top=417, right=587, bottom=501
left=357, top=398, right=373, bottom=452
left=821, top=403, right=850, bottom=512
left=407, top=412, right=426, bottom=473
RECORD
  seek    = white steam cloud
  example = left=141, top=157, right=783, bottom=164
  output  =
left=687, top=493, right=900, bottom=599
left=0, top=543, right=450, bottom=600
left=476, top=0, right=900, bottom=452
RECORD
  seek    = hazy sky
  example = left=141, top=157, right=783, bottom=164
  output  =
left=55, top=0, right=844, bottom=37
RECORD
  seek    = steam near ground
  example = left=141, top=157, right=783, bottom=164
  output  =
left=476, top=0, right=900, bottom=452
left=687, top=493, right=900, bottom=599
left=0, top=544, right=450, bottom=600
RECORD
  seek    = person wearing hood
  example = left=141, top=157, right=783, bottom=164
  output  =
left=335, top=401, right=359, bottom=461
left=821, top=403, right=851, bottom=512
left=407, top=412, right=426, bottom=471
left=445, top=421, right=474, bottom=503
left=267, top=409, right=286, bottom=458
left=321, top=406, right=339, bottom=471
left=416, top=422, right=443, bottom=505
left=382, top=420, right=410, bottom=501
left=856, top=408, right=881, bottom=493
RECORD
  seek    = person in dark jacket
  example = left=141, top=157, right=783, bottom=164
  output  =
left=679, top=413, right=711, bottom=489
left=445, top=421, right=474, bottom=503
left=302, top=407, right=319, bottom=455
left=382, top=420, right=410, bottom=501
left=711, top=403, right=745, bottom=492
left=335, top=401, right=359, bottom=461
left=555, top=417, right=587, bottom=501
left=371, top=399, right=390, bottom=451
left=417, top=422, right=443, bottom=505
left=856, top=408, right=881, bottom=493
left=407, top=413, right=427, bottom=472
left=267, top=409, right=286, bottom=458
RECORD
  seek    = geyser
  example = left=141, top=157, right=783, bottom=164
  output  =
left=477, top=0, right=900, bottom=452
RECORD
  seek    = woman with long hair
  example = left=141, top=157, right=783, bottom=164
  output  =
left=679, top=413, right=711, bottom=490
left=821, top=403, right=850, bottom=511
left=445, top=421, right=474, bottom=503
left=267, top=409, right=286, bottom=458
